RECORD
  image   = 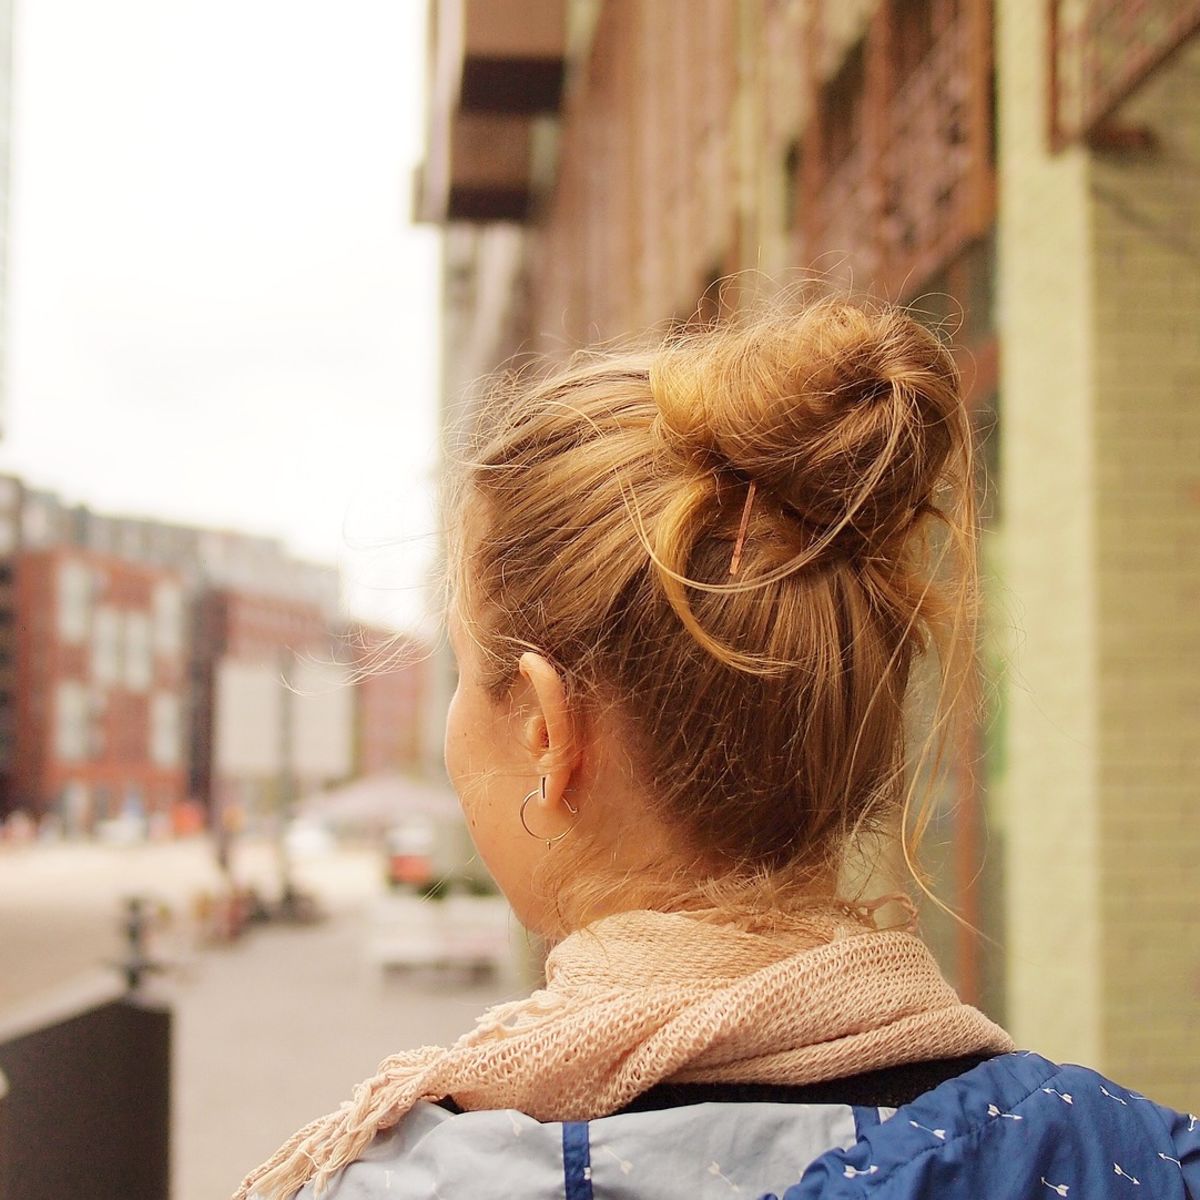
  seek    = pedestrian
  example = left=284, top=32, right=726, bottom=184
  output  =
left=235, top=297, right=1198, bottom=1199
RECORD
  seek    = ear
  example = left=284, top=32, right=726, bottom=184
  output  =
left=517, top=651, right=580, bottom=819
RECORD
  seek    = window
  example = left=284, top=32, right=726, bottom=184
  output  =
left=123, top=612, right=152, bottom=692
left=150, top=692, right=182, bottom=767
left=57, top=560, right=92, bottom=645
left=22, top=502, right=50, bottom=547
left=152, top=581, right=184, bottom=659
left=55, top=681, right=90, bottom=761
left=91, top=607, right=121, bottom=685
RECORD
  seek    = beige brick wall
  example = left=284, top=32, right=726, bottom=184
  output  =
left=998, top=4, right=1200, bottom=1107
left=1091, top=39, right=1200, bottom=1108
left=996, top=0, right=1103, bottom=1070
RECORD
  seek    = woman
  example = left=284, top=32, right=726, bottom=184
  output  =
left=237, top=299, right=1198, bottom=1199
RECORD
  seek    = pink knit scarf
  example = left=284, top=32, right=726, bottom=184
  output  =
left=235, top=906, right=1013, bottom=1199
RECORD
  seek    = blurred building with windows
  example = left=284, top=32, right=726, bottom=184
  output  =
left=11, top=547, right=187, bottom=834
left=0, top=476, right=374, bottom=835
left=417, top=0, right=1200, bottom=1106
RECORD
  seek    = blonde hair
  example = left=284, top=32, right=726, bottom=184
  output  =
left=451, top=295, right=976, bottom=934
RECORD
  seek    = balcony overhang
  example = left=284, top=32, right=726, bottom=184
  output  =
left=457, top=0, right=566, bottom=115
left=415, top=112, right=533, bottom=223
left=415, top=0, right=565, bottom=224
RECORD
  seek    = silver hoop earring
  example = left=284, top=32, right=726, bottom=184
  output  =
left=519, top=777, right=578, bottom=849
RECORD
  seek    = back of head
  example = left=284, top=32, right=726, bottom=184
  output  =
left=452, top=294, right=975, bottom=931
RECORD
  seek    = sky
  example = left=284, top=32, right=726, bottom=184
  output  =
left=1, top=0, right=442, bottom=629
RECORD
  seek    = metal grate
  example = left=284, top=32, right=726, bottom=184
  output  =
left=879, top=13, right=982, bottom=293
left=1049, top=0, right=1200, bottom=148
left=803, top=0, right=994, bottom=300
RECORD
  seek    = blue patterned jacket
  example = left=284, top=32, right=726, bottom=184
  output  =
left=293, top=1053, right=1198, bottom=1199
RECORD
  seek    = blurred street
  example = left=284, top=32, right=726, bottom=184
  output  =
left=0, top=837, right=523, bottom=1200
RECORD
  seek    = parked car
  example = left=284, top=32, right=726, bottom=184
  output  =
left=383, top=817, right=437, bottom=892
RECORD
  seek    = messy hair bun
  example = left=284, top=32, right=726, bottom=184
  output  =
left=454, top=293, right=977, bottom=932
left=649, top=301, right=961, bottom=566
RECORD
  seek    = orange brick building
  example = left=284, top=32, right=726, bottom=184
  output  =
left=12, top=547, right=187, bottom=832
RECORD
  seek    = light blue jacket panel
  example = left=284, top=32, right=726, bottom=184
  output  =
left=292, top=1053, right=1199, bottom=1200
left=295, top=1098, right=866, bottom=1199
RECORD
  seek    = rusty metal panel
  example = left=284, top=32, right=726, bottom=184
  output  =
left=802, top=0, right=995, bottom=300
left=1049, top=0, right=1200, bottom=148
left=878, top=0, right=995, bottom=295
left=803, top=15, right=881, bottom=291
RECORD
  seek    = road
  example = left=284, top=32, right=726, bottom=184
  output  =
left=0, top=837, right=527, bottom=1200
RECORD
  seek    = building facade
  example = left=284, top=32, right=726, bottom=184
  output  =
left=194, top=589, right=355, bottom=833
left=0, top=477, right=369, bottom=832
left=998, top=0, right=1200, bottom=1108
left=11, top=547, right=187, bottom=833
left=348, top=626, right=431, bottom=778
left=418, top=0, right=1200, bottom=1107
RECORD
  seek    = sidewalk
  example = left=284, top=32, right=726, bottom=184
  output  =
left=168, top=898, right=522, bottom=1200
left=0, top=837, right=526, bottom=1199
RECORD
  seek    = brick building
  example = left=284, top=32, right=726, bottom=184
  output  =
left=418, top=0, right=1200, bottom=1106
left=0, top=476, right=351, bottom=828
left=0, top=479, right=148, bottom=816
left=192, top=589, right=354, bottom=831
left=11, top=547, right=187, bottom=832
left=346, top=626, right=431, bottom=777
